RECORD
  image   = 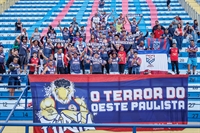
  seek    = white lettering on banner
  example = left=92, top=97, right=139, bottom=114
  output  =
left=103, top=91, right=112, bottom=102
left=113, top=90, right=122, bottom=101
left=90, top=87, right=186, bottom=112
left=166, top=87, right=185, bottom=99
left=90, top=91, right=100, bottom=102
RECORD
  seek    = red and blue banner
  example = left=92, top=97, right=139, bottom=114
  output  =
left=146, top=38, right=169, bottom=52
left=29, top=75, right=188, bottom=133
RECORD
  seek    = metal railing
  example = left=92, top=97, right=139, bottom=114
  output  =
left=0, top=123, right=200, bottom=133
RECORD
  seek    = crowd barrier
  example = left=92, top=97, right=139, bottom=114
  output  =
left=179, top=0, right=200, bottom=28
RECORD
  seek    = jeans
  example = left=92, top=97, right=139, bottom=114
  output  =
left=102, top=60, right=109, bottom=74
left=175, top=36, right=183, bottom=50
left=171, top=61, right=179, bottom=74
left=57, top=67, right=65, bottom=74
left=119, top=64, right=125, bottom=74
left=132, top=66, right=140, bottom=74
left=128, top=67, right=132, bottom=74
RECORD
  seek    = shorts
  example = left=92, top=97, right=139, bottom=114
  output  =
left=187, top=58, right=197, bottom=66
left=8, top=77, right=21, bottom=89
left=19, top=55, right=28, bottom=66
left=0, top=64, right=6, bottom=74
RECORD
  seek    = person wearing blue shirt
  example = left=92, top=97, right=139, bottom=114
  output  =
left=8, top=57, right=21, bottom=99
left=109, top=52, right=119, bottom=74
left=186, top=40, right=198, bottom=75
left=75, top=38, right=86, bottom=74
left=87, top=53, right=105, bottom=74
left=17, top=36, right=28, bottom=73
left=54, top=48, right=65, bottom=74
left=100, top=45, right=109, bottom=74
left=161, top=29, right=173, bottom=47
left=127, top=49, right=134, bottom=74
left=69, top=51, right=84, bottom=74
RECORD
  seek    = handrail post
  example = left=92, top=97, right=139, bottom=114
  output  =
left=133, top=126, right=136, bottom=133
left=25, top=87, right=28, bottom=110
left=25, top=125, right=29, bottom=133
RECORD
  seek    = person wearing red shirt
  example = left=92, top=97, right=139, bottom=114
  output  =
left=154, top=25, right=164, bottom=39
left=28, top=52, right=40, bottom=74
left=169, top=43, right=179, bottom=74
left=117, top=46, right=127, bottom=74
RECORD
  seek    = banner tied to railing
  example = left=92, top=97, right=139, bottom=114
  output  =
left=29, top=75, right=188, bottom=133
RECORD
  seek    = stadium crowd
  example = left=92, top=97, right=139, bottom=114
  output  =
left=0, top=0, right=200, bottom=97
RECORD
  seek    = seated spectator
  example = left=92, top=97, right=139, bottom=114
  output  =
left=172, top=16, right=183, bottom=28
left=15, top=18, right=22, bottom=33
left=192, top=19, right=200, bottom=42
left=154, top=25, right=164, bottom=39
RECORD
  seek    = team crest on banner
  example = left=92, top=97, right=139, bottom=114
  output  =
left=153, top=40, right=161, bottom=50
left=146, top=54, right=155, bottom=67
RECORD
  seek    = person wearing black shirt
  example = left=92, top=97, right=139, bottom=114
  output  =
left=152, top=20, right=165, bottom=33
left=15, top=19, right=22, bottom=33
left=6, top=49, right=20, bottom=69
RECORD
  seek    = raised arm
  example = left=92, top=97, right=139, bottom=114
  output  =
left=137, top=15, right=143, bottom=25
left=126, top=15, right=131, bottom=25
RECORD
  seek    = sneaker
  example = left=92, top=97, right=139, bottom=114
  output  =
left=187, top=71, right=191, bottom=75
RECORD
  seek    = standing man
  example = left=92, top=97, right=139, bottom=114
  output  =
left=54, top=48, right=65, bottom=74
left=169, top=43, right=179, bottom=74
left=186, top=40, right=198, bottom=75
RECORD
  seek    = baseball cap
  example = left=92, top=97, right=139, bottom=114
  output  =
left=186, top=22, right=189, bottom=24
